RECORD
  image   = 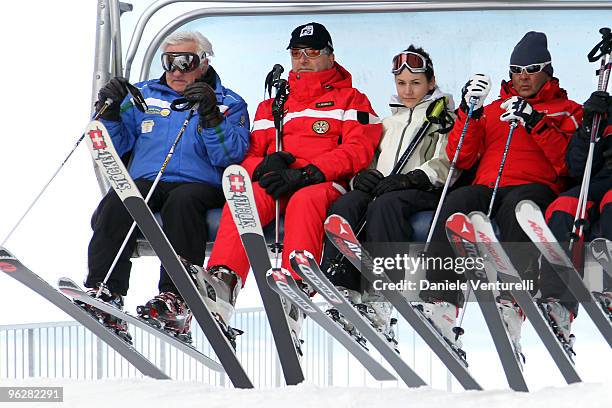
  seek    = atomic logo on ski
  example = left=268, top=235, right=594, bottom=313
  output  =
left=526, top=220, right=564, bottom=264
left=88, top=128, right=107, bottom=150
left=0, top=262, right=16, bottom=272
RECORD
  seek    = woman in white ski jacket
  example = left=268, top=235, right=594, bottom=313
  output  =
left=321, top=46, right=456, bottom=332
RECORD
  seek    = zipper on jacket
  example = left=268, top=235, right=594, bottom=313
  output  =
left=393, top=108, right=413, bottom=168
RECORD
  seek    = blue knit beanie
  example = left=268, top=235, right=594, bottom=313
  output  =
left=510, top=31, right=554, bottom=76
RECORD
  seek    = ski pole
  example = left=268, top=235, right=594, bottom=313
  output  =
left=97, top=105, right=196, bottom=297
left=569, top=27, right=612, bottom=250
left=424, top=97, right=478, bottom=252
left=1, top=83, right=147, bottom=247
left=487, top=121, right=518, bottom=218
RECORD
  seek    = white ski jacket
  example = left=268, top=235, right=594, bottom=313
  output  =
left=375, top=87, right=456, bottom=187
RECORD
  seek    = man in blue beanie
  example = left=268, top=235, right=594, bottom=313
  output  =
left=420, top=31, right=582, bottom=355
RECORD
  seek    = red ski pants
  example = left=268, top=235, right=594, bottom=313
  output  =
left=207, top=182, right=343, bottom=284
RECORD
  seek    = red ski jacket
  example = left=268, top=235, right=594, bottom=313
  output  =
left=242, top=63, right=382, bottom=184
left=446, top=78, right=583, bottom=194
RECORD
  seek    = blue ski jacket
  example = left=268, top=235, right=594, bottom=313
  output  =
left=102, top=69, right=250, bottom=187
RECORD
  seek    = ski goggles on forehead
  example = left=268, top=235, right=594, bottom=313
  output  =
left=290, top=47, right=325, bottom=59
left=391, top=51, right=430, bottom=74
left=161, top=52, right=204, bottom=73
left=509, top=61, right=551, bottom=75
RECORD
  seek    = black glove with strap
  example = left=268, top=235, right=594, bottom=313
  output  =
left=259, top=164, right=325, bottom=199
left=582, top=90, right=610, bottom=129
left=353, top=169, right=384, bottom=194
left=96, top=77, right=129, bottom=121
left=252, top=151, right=296, bottom=182
left=372, top=169, right=433, bottom=197
left=183, top=81, right=224, bottom=128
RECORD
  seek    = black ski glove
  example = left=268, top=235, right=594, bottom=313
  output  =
left=96, top=77, right=129, bottom=121
left=372, top=169, right=433, bottom=197
left=259, top=164, right=325, bottom=199
left=352, top=169, right=384, bottom=194
left=183, top=81, right=224, bottom=128
left=582, top=91, right=610, bottom=129
left=252, top=151, right=296, bottom=182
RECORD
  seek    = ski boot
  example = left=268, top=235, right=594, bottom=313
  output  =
left=185, top=262, right=244, bottom=349
left=281, top=280, right=311, bottom=357
left=357, top=293, right=399, bottom=353
left=539, top=298, right=576, bottom=360
left=413, top=299, right=467, bottom=362
left=326, top=286, right=368, bottom=349
left=77, top=285, right=132, bottom=344
left=497, top=296, right=526, bottom=366
left=137, top=292, right=193, bottom=344
left=592, top=291, right=612, bottom=322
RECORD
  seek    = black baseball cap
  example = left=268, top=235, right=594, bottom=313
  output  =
left=287, top=22, right=334, bottom=51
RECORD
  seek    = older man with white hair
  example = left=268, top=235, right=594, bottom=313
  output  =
left=82, top=31, right=250, bottom=342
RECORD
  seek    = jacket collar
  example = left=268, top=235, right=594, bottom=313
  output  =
left=500, top=77, right=567, bottom=103
left=388, top=86, right=455, bottom=115
left=288, top=63, right=353, bottom=101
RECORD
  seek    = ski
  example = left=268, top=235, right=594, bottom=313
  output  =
left=289, top=249, right=427, bottom=388
left=57, top=277, right=223, bottom=373
left=590, top=238, right=612, bottom=277
left=0, top=247, right=170, bottom=379
left=468, top=211, right=581, bottom=383
left=84, top=120, right=253, bottom=388
left=589, top=238, right=612, bottom=319
left=516, top=200, right=612, bottom=347
left=323, top=214, right=482, bottom=391
left=445, top=213, right=529, bottom=392
left=265, top=267, right=397, bottom=381
left=222, top=165, right=304, bottom=385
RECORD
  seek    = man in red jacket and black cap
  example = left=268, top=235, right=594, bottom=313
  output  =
left=418, top=32, right=583, bottom=355
left=201, top=22, right=382, bottom=344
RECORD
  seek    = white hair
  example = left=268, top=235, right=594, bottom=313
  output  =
left=161, top=31, right=214, bottom=60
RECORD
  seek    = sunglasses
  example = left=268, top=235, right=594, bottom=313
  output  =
left=161, top=52, right=205, bottom=73
left=290, top=48, right=324, bottom=59
left=392, top=51, right=430, bottom=74
left=509, top=61, right=551, bottom=75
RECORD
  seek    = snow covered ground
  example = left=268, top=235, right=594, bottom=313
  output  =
left=1, top=379, right=609, bottom=408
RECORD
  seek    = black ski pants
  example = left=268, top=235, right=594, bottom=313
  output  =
left=425, top=183, right=557, bottom=306
left=86, top=178, right=225, bottom=296
left=321, top=188, right=440, bottom=293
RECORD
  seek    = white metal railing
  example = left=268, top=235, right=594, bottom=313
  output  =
left=0, top=305, right=451, bottom=389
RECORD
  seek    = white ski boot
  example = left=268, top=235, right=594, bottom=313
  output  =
left=183, top=263, right=244, bottom=348
left=414, top=300, right=462, bottom=348
left=326, top=286, right=368, bottom=349
left=137, top=291, right=193, bottom=343
left=498, top=297, right=526, bottom=364
left=281, top=280, right=310, bottom=357
left=592, top=291, right=612, bottom=319
left=540, top=298, right=576, bottom=356
left=358, top=293, right=398, bottom=352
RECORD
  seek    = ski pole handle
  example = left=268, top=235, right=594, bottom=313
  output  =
left=424, top=98, right=477, bottom=250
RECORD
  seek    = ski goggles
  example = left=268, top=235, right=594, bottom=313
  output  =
left=509, top=61, right=551, bottom=75
left=391, top=51, right=431, bottom=74
left=290, top=47, right=326, bottom=59
left=161, top=52, right=205, bottom=73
